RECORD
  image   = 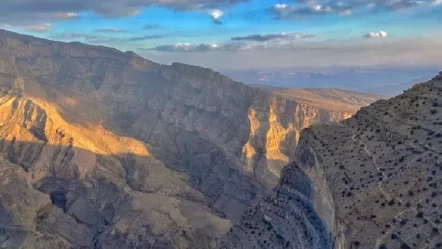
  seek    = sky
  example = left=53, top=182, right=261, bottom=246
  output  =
left=1, top=0, right=442, bottom=73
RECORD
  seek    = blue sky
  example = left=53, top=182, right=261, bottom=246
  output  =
left=1, top=0, right=442, bottom=70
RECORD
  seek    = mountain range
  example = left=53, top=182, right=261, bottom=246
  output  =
left=0, top=29, right=432, bottom=249
left=222, top=72, right=442, bottom=249
left=224, top=68, right=436, bottom=96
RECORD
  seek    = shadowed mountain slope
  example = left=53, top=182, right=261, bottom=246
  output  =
left=0, top=29, right=382, bottom=248
left=221, top=73, right=442, bottom=249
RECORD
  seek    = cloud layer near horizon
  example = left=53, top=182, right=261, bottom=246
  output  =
left=144, top=32, right=315, bottom=52
left=141, top=36, right=442, bottom=70
left=0, top=0, right=441, bottom=71
left=272, top=0, right=442, bottom=19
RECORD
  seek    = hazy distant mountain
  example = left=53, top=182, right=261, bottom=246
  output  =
left=223, top=68, right=437, bottom=96
left=0, top=29, right=381, bottom=249
left=357, top=76, right=432, bottom=96
left=257, top=87, right=386, bottom=112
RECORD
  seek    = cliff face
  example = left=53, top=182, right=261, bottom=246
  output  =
left=0, top=29, right=377, bottom=249
left=222, top=73, right=442, bottom=249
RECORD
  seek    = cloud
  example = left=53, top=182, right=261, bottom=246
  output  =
left=147, top=42, right=258, bottom=52
left=146, top=31, right=315, bottom=52
left=28, top=23, right=52, bottom=32
left=141, top=36, right=442, bottom=71
left=231, top=32, right=314, bottom=42
left=51, top=33, right=99, bottom=40
left=271, top=0, right=439, bottom=19
left=364, top=31, right=388, bottom=38
left=390, top=0, right=424, bottom=9
left=0, top=0, right=248, bottom=25
left=50, top=31, right=164, bottom=44
left=149, top=43, right=222, bottom=52
left=126, top=35, right=164, bottom=41
left=0, top=23, right=52, bottom=33
left=144, top=24, right=161, bottom=29
left=95, top=28, right=127, bottom=33
left=272, top=2, right=353, bottom=18
left=209, top=9, right=224, bottom=24
left=54, top=12, right=80, bottom=19
left=50, top=32, right=120, bottom=44
left=274, top=3, right=288, bottom=10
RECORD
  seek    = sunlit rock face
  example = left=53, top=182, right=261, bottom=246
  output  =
left=0, top=29, right=379, bottom=249
left=222, top=74, right=442, bottom=249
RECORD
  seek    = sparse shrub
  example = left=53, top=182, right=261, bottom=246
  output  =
left=400, top=243, right=411, bottom=249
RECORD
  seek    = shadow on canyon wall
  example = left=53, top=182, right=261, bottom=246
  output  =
left=0, top=138, right=289, bottom=249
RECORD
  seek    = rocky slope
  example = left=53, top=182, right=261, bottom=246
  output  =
left=222, top=73, right=442, bottom=248
left=269, top=88, right=386, bottom=112
left=0, top=29, right=380, bottom=249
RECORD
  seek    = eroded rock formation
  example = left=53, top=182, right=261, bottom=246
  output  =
left=0, top=29, right=380, bottom=249
left=222, top=73, right=442, bottom=249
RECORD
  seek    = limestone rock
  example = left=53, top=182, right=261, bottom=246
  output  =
left=222, top=74, right=442, bottom=248
left=0, top=29, right=381, bottom=249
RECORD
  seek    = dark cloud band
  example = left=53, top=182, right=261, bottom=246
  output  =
left=0, top=0, right=250, bottom=25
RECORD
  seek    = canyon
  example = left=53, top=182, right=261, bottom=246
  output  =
left=0, top=29, right=385, bottom=249
left=222, top=73, right=442, bottom=249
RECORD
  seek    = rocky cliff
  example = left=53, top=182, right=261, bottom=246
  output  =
left=222, top=73, right=442, bottom=248
left=0, top=29, right=379, bottom=249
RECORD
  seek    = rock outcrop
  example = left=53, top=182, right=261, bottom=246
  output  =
left=222, top=73, right=442, bottom=248
left=0, top=29, right=380, bottom=249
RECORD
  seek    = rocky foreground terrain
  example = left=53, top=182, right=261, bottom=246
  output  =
left=222, top=73, right=442, bottom=248
left=0, top=29, right=381, bottom=249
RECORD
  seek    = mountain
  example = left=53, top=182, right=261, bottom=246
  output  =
left=221, top=73, right=442, bottom=248
left=357, top=76, right=432, bottom=96
left=0, top=29, right=381, bottom=249
left=259, top=87, right=386, bottom=113
left=223, top=68, right=438, bottom=96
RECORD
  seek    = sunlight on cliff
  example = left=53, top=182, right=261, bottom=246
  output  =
left=241, top=108, right=258, bottom=173
left=0, top=94, right=149, bottom=158
left=265, top=101, right=291, bottom=177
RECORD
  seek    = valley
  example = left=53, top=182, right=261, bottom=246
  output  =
left=0, top=29, right=383, bottom=249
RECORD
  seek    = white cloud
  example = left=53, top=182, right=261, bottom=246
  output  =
left=55, top=12, right=79, bottom=19
left=1, top=23, right=52, bottom=32
left=274, top=4, right=288, bottom=10
left=28, top=23, right=51, bottom=32
left=272, top=0, right=441, bottom=19
left=151, top=43, right=224, bottom=52
left=209, top=9, right=224, bottom=23
left=313, top=5, right=333, bottom=12
left=364, top=31, right=388, bottom=38
left=148, top=32, right=314, bottom=52
left=141, top=36, right=442, bottom=70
